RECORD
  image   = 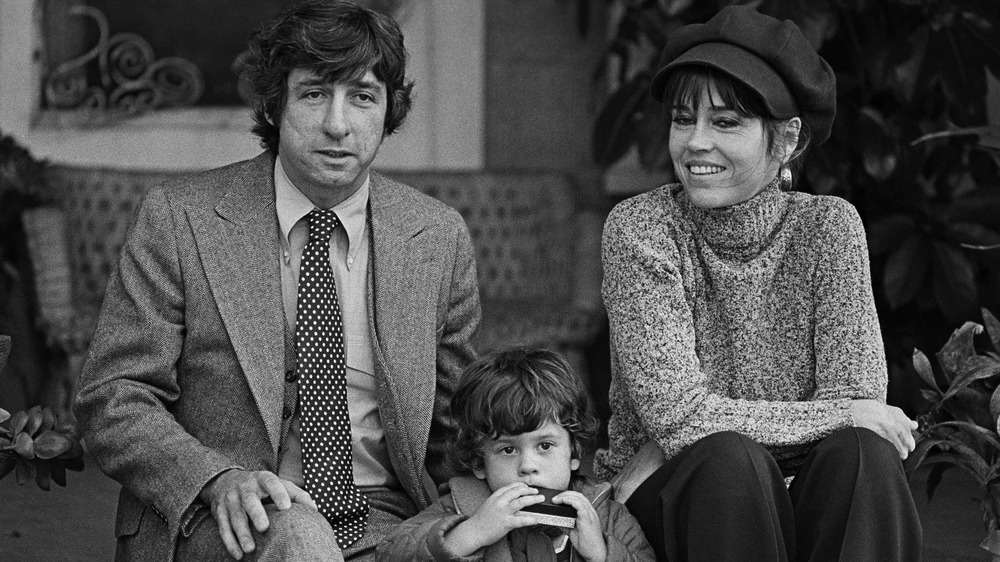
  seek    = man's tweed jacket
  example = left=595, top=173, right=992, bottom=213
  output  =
left=74, top=152, right=481, bottom=560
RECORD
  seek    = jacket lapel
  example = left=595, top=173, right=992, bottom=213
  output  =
left=368, top=172, right=439, bottom=502
left=189, top=153, right=285, bottom=457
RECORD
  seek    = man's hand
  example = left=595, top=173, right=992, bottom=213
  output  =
left=553, top=490, right=607, bottom=562
left=850, top=399, right=918, bottom=459
left=442, top=482, right=543, bottom=556
left=199, top=469, right=315, bottom=560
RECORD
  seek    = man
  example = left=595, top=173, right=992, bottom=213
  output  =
left=73, top=2, right=480, bottom=560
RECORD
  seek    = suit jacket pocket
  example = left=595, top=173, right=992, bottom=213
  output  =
left=114, top=489, right=147, bottom=538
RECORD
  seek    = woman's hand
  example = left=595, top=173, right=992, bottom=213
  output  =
left=442, top=482, right=542, bottom=556
left=850, top=399, right=918, bottom=459
left=553, top=490, right=607, bottom=562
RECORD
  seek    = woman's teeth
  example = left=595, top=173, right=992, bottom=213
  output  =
left=689, top=165, right=724, bottom=175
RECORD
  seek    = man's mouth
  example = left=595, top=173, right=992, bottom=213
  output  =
left=318, top=149, right=352, bottom=158
left=688, top=165, right=725, bottom=175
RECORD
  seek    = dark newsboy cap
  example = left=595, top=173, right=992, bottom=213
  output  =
left=650, top=5, right=836, bottom=145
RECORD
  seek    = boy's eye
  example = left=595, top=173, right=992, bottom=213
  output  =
left=500, top=446, right=517, bottom=455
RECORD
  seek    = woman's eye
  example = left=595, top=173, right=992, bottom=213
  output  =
left=671, top=115, right=694, bottom=126
left=715, top=117, right=740, bottom=129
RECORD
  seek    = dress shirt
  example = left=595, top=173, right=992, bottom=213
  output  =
left=273, top=156, right=398, bottom=491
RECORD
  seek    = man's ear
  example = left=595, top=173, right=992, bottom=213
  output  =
left=780, top=117, right=802, bottom=164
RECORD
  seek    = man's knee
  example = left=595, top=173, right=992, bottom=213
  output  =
left=252, top=503, right=343, bottom=561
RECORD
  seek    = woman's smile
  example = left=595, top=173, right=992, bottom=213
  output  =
left=687, top=164, right=726, bottom=175
left=668, top=84, right=781, bottom=208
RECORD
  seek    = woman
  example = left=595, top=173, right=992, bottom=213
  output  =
left=596, top=6, right=922, bottom=561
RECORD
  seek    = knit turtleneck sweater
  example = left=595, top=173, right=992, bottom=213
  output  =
left=594, top=181, right=887, bottom=480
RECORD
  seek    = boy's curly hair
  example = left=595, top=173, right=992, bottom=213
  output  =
left=450, top=347, right=599, bottom=477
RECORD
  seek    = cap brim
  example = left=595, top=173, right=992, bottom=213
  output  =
left=650, top=42, right=799, bottom=118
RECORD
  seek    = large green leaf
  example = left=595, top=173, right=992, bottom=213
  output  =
left=983, top=309, right=1000, bottom=354
left=0, top=454, right=14, bottom=481
left=990, top=385, right=1000, bottom=432
left=962, top=8, right=1000, bottom=82
left=15, top=457, right=34, bottom=485
left=635, top=98, right=671, bottom=170
left=50, top=461, right=67, bottom=488
left=936, top=320, right=983, bottom=381
left=912, top=348, right=942, bottom=395
left=931, top=242, right=979, bottom=322
left=867, top=214, right=917, bottom=257
left=905, top=436, right=947, bottom=475
left=33, top=459, right=51, bottom=491
left=592, top=75, right=649, bottom=167
left=942, top=387, right=993, bottom=430
left=32, top=431, right=73, bottom=460
left=945, top=356, right=1000, bottom=399
left=911, top=126, right=1000, bottom=152
left=932, top=421, right=1000, bottom=452
left=883, top=235, right=929, bottom=309
left=932, top=436, right=992, bottom=482
left=949, top=222, right=1000, bottom=252
left=920, top=453, right=986, bottom=486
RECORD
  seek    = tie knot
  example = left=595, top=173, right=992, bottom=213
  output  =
left=308, top=208, right=340, bottom=241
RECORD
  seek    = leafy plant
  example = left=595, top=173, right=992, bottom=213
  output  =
left=905, top=308, right=1000, bottom=553
left=0, top=405, right=84, bottom=490
left=593, top=0, right=1000, bottom=409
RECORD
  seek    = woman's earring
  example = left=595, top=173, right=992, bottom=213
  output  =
left=780, top=165, right=792, bottom=189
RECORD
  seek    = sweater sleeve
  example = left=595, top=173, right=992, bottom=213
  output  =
left=375, top=495, right=481, bottom=562
left=809, top=198, right=887, bottom=403
left=602, top=197, right=857, bottom=460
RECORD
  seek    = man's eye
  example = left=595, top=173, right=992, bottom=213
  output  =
left=303, top=90, right=325, bottom=100
left=356, top=92, right=375, bottom=103
left=539, top=442, right=553, bottom=451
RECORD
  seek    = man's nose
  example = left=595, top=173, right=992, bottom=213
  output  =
left=323, top=98, right=349, bottom=138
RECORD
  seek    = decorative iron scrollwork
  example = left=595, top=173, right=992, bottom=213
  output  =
left=43, top=5, right=204, bottom=117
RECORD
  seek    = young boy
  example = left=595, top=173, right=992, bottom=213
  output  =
left=377, top=347, right=655, bottom=561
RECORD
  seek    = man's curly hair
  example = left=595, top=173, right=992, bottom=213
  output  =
left=246, top=0, right=414, bottom=154
left=450, top=347, right=599, bottom=479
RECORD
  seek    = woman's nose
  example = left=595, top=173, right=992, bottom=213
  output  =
left=685, top=120, right=713, bottom=151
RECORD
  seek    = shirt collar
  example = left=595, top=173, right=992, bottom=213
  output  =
left=274, top=155, right=369, bottom=259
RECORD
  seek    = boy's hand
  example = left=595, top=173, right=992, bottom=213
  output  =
left=443, top=482, right=543, bottom=556
left=553, top=491, right=607, bottom=562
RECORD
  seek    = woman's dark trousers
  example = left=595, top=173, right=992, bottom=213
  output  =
left=624, top=428, right=922, bottom=561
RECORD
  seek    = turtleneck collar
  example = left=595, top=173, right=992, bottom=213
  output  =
left=677, top=176, right=788, bottom=261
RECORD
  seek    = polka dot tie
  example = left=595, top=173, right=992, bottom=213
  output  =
left=295, top=208, right=368, bottom=548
